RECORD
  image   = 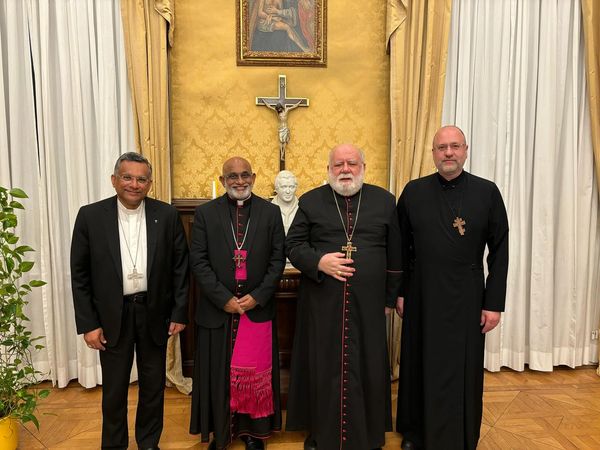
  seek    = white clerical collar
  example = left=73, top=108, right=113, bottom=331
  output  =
left=117, top=199, right=145, bottom=215
left=227, top=194, right=252, bottom=207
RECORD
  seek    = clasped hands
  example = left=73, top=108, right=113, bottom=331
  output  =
left=318, top=252, right=355, bottom=282
left=224, top=294, right=257, bottom=315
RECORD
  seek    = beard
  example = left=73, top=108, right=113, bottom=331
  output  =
left=225, top=184, right=252, bottom=200
left=328, top=170, right=364, bottom=196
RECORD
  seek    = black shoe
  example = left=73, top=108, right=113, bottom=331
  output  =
left=304, top=435, right=317, bottom=450
left=138, top=447, right=160, bottom=450
left=207, top=441, right=217, bottom=450
left=242, top=436, right=265, bottom=450
left=401, top=438, right=419, bottom=449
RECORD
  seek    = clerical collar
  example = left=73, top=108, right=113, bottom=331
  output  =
left=226, top=194, right=253, bottom=207
left=117, top=198, right=145, bottom=215
left=437, top=170, right=466, bottom=190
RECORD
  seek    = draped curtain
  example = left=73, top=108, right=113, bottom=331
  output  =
left=580, top=0, right=600, bottom=375
left=0, top=0, right=135, bottom=387
left=442, top=0, right=600, bottom=371
left=385, top=0, right=453, bottom=378
left=120, top=0, right=191, bottom=393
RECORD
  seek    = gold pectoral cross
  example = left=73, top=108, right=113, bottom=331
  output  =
left=453, top=217, right=466, bottom=236
left=341, top=241, right=357, bottom=259
left=127, top=267, right=144, bottom=289
left=232, top=252, right=246, bottom=268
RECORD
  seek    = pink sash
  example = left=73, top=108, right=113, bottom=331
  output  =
left=230, top=314, right=273, bottom=418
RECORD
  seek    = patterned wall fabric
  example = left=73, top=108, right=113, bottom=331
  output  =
left=170, top=0, right=390, bottom=199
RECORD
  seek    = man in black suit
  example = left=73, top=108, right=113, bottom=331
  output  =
left=189, top=157, right=285, bottom=450
left=71, top=152, right=189, bottom=450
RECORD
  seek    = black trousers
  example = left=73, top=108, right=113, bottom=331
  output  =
left=99, top=301, right=167, bottom=449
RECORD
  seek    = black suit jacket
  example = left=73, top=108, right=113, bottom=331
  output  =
left=70, top=196, right=189, bottom=346
left=190, top=194, right=285, bottom=328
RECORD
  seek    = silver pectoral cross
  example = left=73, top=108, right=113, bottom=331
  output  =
left=127, top=267, right=144, bottom=289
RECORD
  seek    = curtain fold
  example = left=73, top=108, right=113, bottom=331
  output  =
left=580, top=0, right=600, bottom=376
left=443, top=0, right=600, bottom=372
left=120, top=0, right=172, bottom=202
left=120, top=0, right=192, bottom=394
left=385, top=0, right=453, bottom=379
left=0, top=0, right=135, bottom=388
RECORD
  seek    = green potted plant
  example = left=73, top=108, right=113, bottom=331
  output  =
left=0, top=187, right=49, bottom=449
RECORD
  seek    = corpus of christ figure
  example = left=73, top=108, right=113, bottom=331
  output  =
left=256, top=74, right=309, bottom=171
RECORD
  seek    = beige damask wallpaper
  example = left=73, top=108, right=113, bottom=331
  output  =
left=171, top=0, right=390, bottom=199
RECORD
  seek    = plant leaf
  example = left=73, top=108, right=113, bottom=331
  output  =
left=9, top=200, right=24, bottom=209
left=15, top=245, right=34, bottom=254
left=9, top=188, right=28, bottom=198
left=19, top=261, right=35, bottom=272
left=29, top=280, right=46, bottom=287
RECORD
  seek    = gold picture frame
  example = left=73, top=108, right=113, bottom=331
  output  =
left=236, top=0, right=327, bottom=67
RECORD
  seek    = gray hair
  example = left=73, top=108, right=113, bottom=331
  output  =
left=328, top=144, right=366, bottom=165
left=113, top=152, right=153, bottom=178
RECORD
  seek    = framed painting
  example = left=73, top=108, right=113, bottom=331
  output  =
left=236, top=0, right=327, bottom=67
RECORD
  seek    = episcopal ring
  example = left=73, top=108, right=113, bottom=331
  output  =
left=336, top=270, right=342, bottom=276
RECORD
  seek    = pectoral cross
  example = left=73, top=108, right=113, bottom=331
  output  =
left=127, top=268, right=144, bottom=290
left=233, top=252, right=246, bottom=268
left=453, top=217, right=466, bottom=236
left=341, top=241, right=357, bottom=259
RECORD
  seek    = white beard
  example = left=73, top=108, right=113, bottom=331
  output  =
left=226, top=185, right=252, bottom=200
left=328, top=171, right=364, bottom=196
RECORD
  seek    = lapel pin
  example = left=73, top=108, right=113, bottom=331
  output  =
left=154, top=219, right=158, bottom=223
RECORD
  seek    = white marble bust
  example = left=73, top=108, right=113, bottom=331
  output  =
left=271, top=170, right=299, bottom=235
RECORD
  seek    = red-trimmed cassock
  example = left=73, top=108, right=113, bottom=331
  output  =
left=285, top=183, right=402, bottom=450
left=189, top=194, right=285, bottom=449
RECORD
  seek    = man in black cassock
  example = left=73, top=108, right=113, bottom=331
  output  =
left=189, top=157, right=285, bottom=450
left=285, top=143, right=402, bottom=450
left=396, top=126, right=509, bottom=450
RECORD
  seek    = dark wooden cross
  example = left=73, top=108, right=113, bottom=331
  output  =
left=256, top=75, right=309, bottom=171
left=232, top=252, right=246, bottom=268
left=341, top=241, right=357, bottom=259
left=453, top=217, right=466, bottom=236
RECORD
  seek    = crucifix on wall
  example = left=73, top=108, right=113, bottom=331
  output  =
left=256, top=75, right=309, bottom=171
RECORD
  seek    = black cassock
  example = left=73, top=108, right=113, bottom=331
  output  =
left=396, top=171, right=509, bottom=450
left=285, top=184, right=402, bottom=450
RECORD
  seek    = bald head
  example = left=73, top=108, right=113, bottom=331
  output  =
left=432, top=126, right=467, bottom=148
left=222, top=157, right=252, bottom=176
left=432, top=126, right=469, bottom=180
left=220, top=156, right=256, bottom=200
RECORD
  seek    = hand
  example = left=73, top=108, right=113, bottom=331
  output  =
left=84, top=327, right=107, bottom=351
left=480, top=309, right=501, bottom=333
left=318, top=252, right=355, bottom=282
left=224, top=297, right=244, bottom=314
left=238, top=294, right=258, bottom=312
left=168, top=322, right=186, bottom=336
left=395, top=297, right=404, bottom=318
left=385, top=307, right=394, bottom=316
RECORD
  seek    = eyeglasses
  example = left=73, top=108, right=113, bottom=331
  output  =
left=434, top=143, right=466, bottom=152
left=224, top=172, right=253, bottom=182
left=117, top=174, right=151, bottom=185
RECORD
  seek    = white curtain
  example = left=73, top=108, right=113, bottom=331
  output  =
left=0, top=0, right=135, bottom=387
left=442, top=0, right=600, bottom=371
